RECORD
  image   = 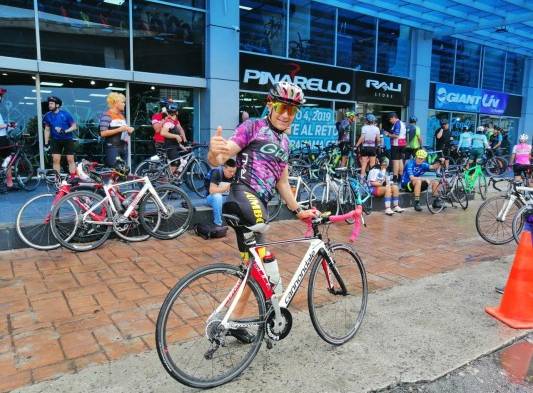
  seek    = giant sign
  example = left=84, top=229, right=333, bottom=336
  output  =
left=434, top=82, right=509, bottom=115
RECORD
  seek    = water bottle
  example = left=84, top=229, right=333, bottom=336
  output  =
left=177, top=157, right=187, bottom=173
left=262, top=252, right=282, bottom=296
left=2, top=154, right=12, bottom=169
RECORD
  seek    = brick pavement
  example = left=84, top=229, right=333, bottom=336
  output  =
left=0, top=203, right=515, bottom=392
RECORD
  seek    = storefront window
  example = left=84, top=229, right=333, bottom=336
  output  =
left=504, top=52, right=525, bottom=95
left=240, top=0, right=286, bottom=56
left=37, top=77, right=126, bottom=168
left=482, top=47, right=505, bottom=91
left=0, top=72, right=39, bottom=167
left=288, top=0, right=335, bottom=64
left=0, top=0, right=36, bottom=59
left=377, top=21, right=410, bottom=77
left=454, top=40, right=480, bottom=88
left=239, top=92, right=268, bottom=120
left=430, top=37, right=454, bottom=83
left=450, top=112, right=476, bottom=142
left=133, top=1, right=205, bottom=76
left=129, top=84, right=194, bottom=165
left=336, top=10, right=375, bottom=71
left=166, top=0, right=205, bottom=8
left=38, top=0, right=129, bottom=69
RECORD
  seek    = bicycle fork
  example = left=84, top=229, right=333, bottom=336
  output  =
left=497, top=195, right=517, bottom=222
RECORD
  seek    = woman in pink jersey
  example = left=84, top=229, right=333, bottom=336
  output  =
left=510, top=133, right=532, bottom=184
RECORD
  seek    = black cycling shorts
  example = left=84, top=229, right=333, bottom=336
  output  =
left=513, top=163, right=532, bottom=177
left=390, top=145, right=404, bottom=160
left=360, top=146, right=377, bottom=157
left=51, top=139, right=75, bottom=155
left=339, top=142, right=351, bottom=156
left=404, top=181, right=429, bottom=192
left=222, top=184, right=269, bottom=252
left=0, top=136, right=13, bottom=159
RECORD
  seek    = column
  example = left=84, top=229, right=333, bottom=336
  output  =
left=408, top=29, right=433, bottom=144
left=199, top=0, right=240, bottom=143
left=519, top=58, right=533, bottom=141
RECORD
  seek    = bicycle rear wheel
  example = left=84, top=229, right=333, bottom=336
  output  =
left=426, top=184, right=446, bottom=214
left=156, top=263, right=266, bottom=388
left=50, top=190, right=112, bottom=252
left=16, top=193, right=59, bottom=250
left=337, top=181, right=356, bottom=223
left=511, top=205, right=531, bottom=244
left=139, top=185, right=192, bottom=239
left=134, top=159, right=166, bottom=183
left=187, top=159, right=211, bottom=197
left=310, top=181, right=339, bottom=214
left=15, top=155, right=41, bottom=191
left=308, top=244, right=367, bottom=345
left=113, top=190, right=152, bottom=242
left=452, top=178, right=468, bottom=210
left=475, top=195, right=522, bottom=245
left=477, top=174, right=488, bottom=200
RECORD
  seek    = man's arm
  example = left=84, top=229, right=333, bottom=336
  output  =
left=209, top=182, right=230, bottom=194
left=436, top=129, right=443, bottom=139
left=160, top=124, right=181, bottom=142
left=176, top=124, right=187, bottom=143
left=44, top=125, right=50, bottom=145
left=65, top=122, right=77, bottom=133
left=208, top=126, right=242, bottom=167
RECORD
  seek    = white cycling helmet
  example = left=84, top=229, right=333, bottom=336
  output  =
left=518, top=133, right=529, bottom=143
left=476, top=126, right=485, bottom=133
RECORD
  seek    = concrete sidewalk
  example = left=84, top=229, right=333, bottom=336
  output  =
left=0, top=199, right=516, bottom=392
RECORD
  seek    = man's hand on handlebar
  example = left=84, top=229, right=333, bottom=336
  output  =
left=296, top=209, right=321, bottom=220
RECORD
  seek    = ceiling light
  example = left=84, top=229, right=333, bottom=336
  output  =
left=68, top=79, right=74, bottom=83
left=75, top=99, right=91, bottom=103
left=174, top=99, right=186, bottom=103
left=239, top=5, right=253, bottom=11
left=105, top=86, right=126, bottom=91
left=25, top=102, right=34, bottom=105
left=1, top=73, right=7, bottom=76
left=108, top=82, right=113, bottom=87
left=181, top=106, right=194, bottom=110
left=89, top=93, right=108, bottom=97
left=23, top=96, right=36, bottom=100
left=41, top=81, right=63, bottom=87
left=150, top=86, right=155, bottom=90
left=33, top=89, right=51, bottom=94
left=104, top=0, right=125, bottom=5
left=32, top=76, right=36, bottom=80
left=90, top=80, right=96, bottom=85
left=18, top=102, right=25, bottom=105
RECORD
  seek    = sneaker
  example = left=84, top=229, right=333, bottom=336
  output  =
left=393, top=205, right=404, bottom=213
left=227, top=328, right=255, bottom=344
left=432, top=197, right=443, bottom=209
left=414, top=201, right=422, bottom=212
left=384, top=207, right=394, bottom=216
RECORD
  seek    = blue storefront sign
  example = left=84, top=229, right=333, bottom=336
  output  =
left=434, top=83, right=508, bottom=115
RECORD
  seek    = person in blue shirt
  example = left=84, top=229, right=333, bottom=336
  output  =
left=401, top=149, right=444, bottom=211
left=457, top=126, right=473, bottom=166
left=43, top=96, right=77, bottom=175
left=470, top=126, right=490, bottom=164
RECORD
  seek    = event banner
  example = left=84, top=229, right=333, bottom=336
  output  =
left=434, top=82, right=509, bottom=115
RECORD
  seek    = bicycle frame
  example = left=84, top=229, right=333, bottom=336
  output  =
left=464, top=164, right=483, bottom=192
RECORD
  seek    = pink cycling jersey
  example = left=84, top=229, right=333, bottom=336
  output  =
left=512, top=143, right=532, bottom=165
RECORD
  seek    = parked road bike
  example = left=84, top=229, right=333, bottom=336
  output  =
left=50, top=168, right=193, bottom=252
left=475, top=178, right=529, bottom=245
left=0, top=130, right=40, bottom=193
left=156, top=209, right=367, bottom=388
left=511, top=184, right=533, bottom=243
left=425, top=166, right=468, bottom=214
left=334, top=167, right=373, bottom=221
left=266, top=175, right=317, bottom=222
left=134, top=143, right=210, bottom=197
left=463, top=162, right=488, bottom=200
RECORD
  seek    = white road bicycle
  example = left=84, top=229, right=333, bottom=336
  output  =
left=266, top=175, right=317, bottom=222
left=156, top=209, right=367, bottom=388
left=50, top=175, right=193, bottom=251
left=511, top=185, right=533, bottom=243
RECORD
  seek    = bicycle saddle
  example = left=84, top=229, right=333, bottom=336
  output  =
left=222, top=213, right=269, bottom=233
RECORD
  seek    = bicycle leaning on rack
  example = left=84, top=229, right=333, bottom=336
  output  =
left=0, top=129, right=40, bottom=193
left=425, top=166, right=469, bottom=214
left=155, top=208, right=368, bottom=388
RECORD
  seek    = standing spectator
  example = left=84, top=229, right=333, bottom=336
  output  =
left=337, top=111, right=357, bottom=168
left=385, top=112, right=406, bottom=183
left=151, top=98, right=170, bottom=155
left=0, top=89, right=14, bottom=188
left=470, top=126, right=490, bottom=164
left=355, top=113, right=380, bottom=178
left=99, top=92, right=134, bottom=166
left=206, top=159, right=237, bottom=227
left=434, top=118, right=452, bottom=167
left=43, top=96, right=77, bottom=175
left=160, top=103, right=187, bottom=172
left=367, top=157, right=404, bottom=216
left=405, top=115, right=423, bottom=159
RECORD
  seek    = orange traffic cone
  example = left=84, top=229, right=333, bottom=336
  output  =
left=485, top=220, right=533, bottom=328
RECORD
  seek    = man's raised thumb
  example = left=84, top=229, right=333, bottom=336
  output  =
left=216, top=126, right=223, bottom=137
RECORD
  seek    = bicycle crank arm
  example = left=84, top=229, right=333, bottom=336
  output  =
left=328, top=288, right=347, bottom=296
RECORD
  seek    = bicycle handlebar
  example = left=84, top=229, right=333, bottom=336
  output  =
left=304, top=205, right=363, bottom=243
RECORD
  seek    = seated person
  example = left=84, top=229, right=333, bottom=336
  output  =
left=401, top=149, right=443, bottom=212
left=206, top=159, right=237, bottom=227
left=367, top=157, right=404, bottom=216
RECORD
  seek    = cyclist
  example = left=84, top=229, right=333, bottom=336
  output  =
left=208, top=81, right=317, bottom=343
left=160, top=103, right=187, bottom=172
left=367, top=157, right=404, bottom=216
left=99, top=92, right=134, bottom=166
left=457, top=126, right=473, bottom=166
left=509, top=133, right=532, bottom=185
left=0, top=88, right=15, bottom=188
left=489, top=126, right=503, bottom=155
left=470, top=126, right=490, bottom=164
left=43, top=96, right=77, bottom=175
left=401, top=149, right=443, bottom=212
left=434, top=118, right=452, bottom=168
left=384, top=112, right=406, bottom=183
left=151, top=98, right=170, bottom=155
left=405, top=115, right=423, bottom=160
left=337, top=111, right=357, bottom=168
left=355, top=113, right=380, bottom=178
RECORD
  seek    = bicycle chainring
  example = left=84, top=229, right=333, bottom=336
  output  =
left=265, top=307, right=292, bottom=341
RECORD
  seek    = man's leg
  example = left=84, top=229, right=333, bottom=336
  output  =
left=392, top=185, right=403, bottom=212
left=52, top=154, right=61, bottom=174
left=67, top=155, right=76, bottom=176
left=384, top=185, right=393, bottom=215
left=206, top=193, right=223, bottom=226
left=412, top=179, right=423, bottom=211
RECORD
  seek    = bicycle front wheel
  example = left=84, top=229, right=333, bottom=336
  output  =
left=15, top=156, right=41, bottom=191
left=452, top=178, right=469, bottom=210
left=477, top=174, right=488, bottom=200
left=337, top=181, right=356, bottom=223
left=16, top=193, right=59, bottom=250
left=310, top=181, right=339, bottom=214
left=308, top=243, right=367, bottom=345
left=134, top=159, right=166, bottom=183
left=139, top=185, right=193, bottom=239
left=511, top=205, right=531, bottom=244
left=475, top=195, right=522, bottom=245
left=156, top=263, right=266, bottom=388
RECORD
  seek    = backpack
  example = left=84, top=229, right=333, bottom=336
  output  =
left=204, top=167, right=223, bottom=197
left=194, top=223, right=228, bottom=239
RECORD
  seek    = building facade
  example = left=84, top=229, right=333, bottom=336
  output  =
left=0, top=0, right=531, bottom=170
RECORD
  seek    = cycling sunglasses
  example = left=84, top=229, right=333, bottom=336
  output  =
left=271, top=101, right=299, bottom=116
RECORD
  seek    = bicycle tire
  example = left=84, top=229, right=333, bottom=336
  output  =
left=426, top=186, right=446, bottom=214
left=475, top=195, right=523, bottom=245
left=16, top=193, right=60, bottom=250
left=187, top=159, right=211, bottom=197
left=156, top=263, right=266, bottom=388
left=337, top=181, right=356, bottom=223
left=511, top=205, right=531, bottom=244
left=266, top=189, right=282, bottom=223
left=308, top=243, right=367, bottom=345
left=310, top=181, right=339, bottom=214
left=50, top=190, right=112, bottom=252
left=485, top=157, right=505, bottom=177
left=138, top=185, right=192, bottom=240
left=134, top=159, right=166, bottom=183
left=15, top=155, right=41, bottom=191
left=112, top=190, right=152, bottom=242
left=452, top=178, right=469, bottom=210
left=478, top=173, right=488, bottom=200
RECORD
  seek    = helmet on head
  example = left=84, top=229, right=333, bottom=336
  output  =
left=346, top=111, right=356, bottom=119
left=476, top=126, right=485, bottom=133
left=167, top=103, right=179, bottom=113
left=365, top=113, right=376, bottom=123
left=439, top=118, right=448, bottom=125
left=159, top=98, right=169, bottom=108
left=409, top=115, right=417, bottom=123
left=415, top=149, right=428, bottom=160
left=113, top=158, right=130, bottom=180
left=519, top=133, right=529, bottom=143
left=380, top=157, right=389, bottom=167
left=268, top=82, right=305, bottom=106
left=47, top=96, right=62, bottom=106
